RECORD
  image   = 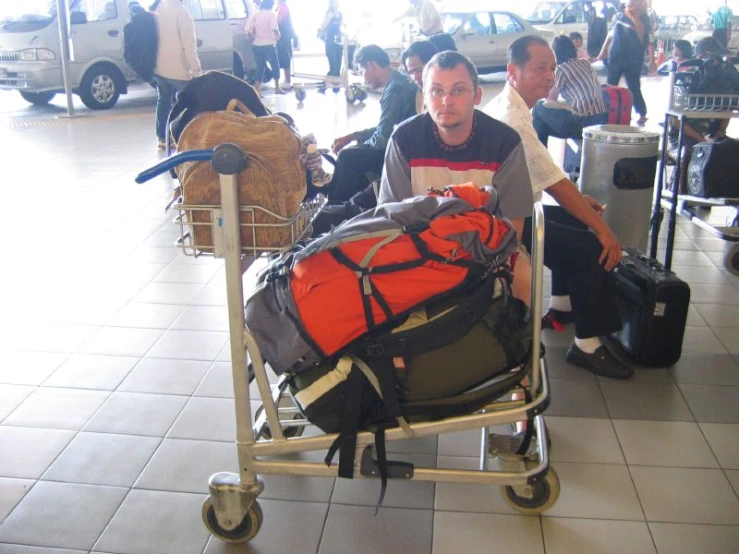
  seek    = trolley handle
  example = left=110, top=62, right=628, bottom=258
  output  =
left=135, top=149, right=214, bottom=183
left=135, top=144, right=249, bottom=184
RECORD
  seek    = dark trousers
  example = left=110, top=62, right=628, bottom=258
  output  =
left=253, top=44, right=280, bottom=83
left=327, top=146, right=385, bottom=203
left=713, top=27, right=729, bottom=48
left=326, top=41, right=342, bottom=76
left=532, top=101, right=607, bottom=146
left=522, top=205, right=621, bottom=339
left=154, top=74, right=188, bottom=141
left=607, top=59, right=647, bottom=117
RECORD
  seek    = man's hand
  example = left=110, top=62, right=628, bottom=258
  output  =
left=331, top=133, right=356, bottom=154
left=582, top=194, right=605, bottom=216
left=594, top=226, right=622, bottom=271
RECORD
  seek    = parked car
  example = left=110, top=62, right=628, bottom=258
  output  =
left=654, top=14, right=705, bottom=44
left=524, top=0, right=618, bottom=52
left=440, top=8, right=555, bottom=73
left=0, top=0, right=254, bottom=109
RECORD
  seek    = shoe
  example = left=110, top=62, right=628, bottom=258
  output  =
left=488, top=430, right=545, bottom=462
left=636, top=116, right=648, bottom=126
left=541, top=308, right=574, bottom=331
left=156, top=140, right=166, bottom=150
left=566, top=343, right=634, bottom=379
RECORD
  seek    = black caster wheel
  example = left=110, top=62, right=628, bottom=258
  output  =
left=202, top=497, right=263, bottom=544
left=501, top=467, right=560, bottom=515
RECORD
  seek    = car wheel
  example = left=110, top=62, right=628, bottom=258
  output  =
left=19, top=91, right=56, bottom=105
left=78, top=64, right=121, bottom=110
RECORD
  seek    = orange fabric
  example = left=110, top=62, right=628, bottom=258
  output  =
left=291, top=183, right=507, bottom=356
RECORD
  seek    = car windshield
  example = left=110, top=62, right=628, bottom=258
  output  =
left=525, top=1, right=567, bottom=24
left=0, top=0, right=56, bottom=32
left=442, top=13, right=465, bottom=34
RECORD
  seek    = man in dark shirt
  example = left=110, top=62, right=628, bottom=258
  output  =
left=327, top=45, right=418, bottom=203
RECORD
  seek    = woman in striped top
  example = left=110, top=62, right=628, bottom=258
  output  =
left=531, top=35, right=608, bottom=146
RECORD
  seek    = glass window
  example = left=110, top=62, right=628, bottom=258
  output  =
left=77, top=0, right=117, bottom=22
left=555, top=2, right=585, bottom=24
left=185, top=0, right=226, bottom=21
left=492, top=13, right=518, bottom=34
left=462, top=12, right=492, bottom=36
left=223, top=0, right=248, bottom=19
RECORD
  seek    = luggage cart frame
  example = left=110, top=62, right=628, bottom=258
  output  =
left=290, top=33, right=368, bottom=104
left=136, top=144, right=556, bottom=544
left=649, top=63, right=739, bottom=274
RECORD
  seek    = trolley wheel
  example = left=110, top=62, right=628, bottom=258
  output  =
left=254, top=405, right=304, bottom=440
left=501, top=467, right=560, bottom=515
left=345, top=86, right=356, bottom=104
left=295, top=87, right=306, bottom=102
left=202, top=497, right=263, bottom=544
left=724, top=242, right=739, bottom=276
left=355, top=87, right=368, bottom=102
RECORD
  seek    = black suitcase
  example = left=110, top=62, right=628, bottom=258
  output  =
left=609, top=248, right=691, bottom=367
left=687, top=138, right=739, bottom=198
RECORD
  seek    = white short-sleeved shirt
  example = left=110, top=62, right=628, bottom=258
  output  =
left=415, top=0, right=442, bottom=35
left=484, top=83, right=567, bottom=201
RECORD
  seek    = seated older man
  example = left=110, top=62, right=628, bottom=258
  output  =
left=485, top=35, right=632, bottom=380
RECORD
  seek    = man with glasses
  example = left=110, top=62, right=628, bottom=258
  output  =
left=379, top=51, right=534, bottom=305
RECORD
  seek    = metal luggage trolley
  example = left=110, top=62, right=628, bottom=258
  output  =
left=649, top=61, right=739, bottom=274
left=291, top=33, right=368, bottom=104
left=136, top=143, right=557, bottom=545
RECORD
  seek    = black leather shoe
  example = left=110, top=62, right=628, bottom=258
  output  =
left=566, top=344, right=634, bottom=379
left=542, top=308, right=575, bottom=331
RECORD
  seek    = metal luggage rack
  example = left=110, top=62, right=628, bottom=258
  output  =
left=171, top=195, right=326, bottom=258
left=136, top=144, right=556, bottom=545
left=671, top=87, right=739, bottom=113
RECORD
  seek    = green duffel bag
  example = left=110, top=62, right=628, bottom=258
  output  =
left=288, top=275, right=533, bottom=435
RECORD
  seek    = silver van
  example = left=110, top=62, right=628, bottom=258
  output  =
left=524, top=0, right=618, bottom=47
left=0, top=0, right=254, bottom=109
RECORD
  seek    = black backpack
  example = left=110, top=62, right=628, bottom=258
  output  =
left=123, top=10, right=158, bottom=83
left=679, top=58, right=739, bottom=95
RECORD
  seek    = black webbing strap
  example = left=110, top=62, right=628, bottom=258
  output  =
left=515, top=388, right=535, bottom=456
left=374, top=427, right=388, bottom=514
left=324, top=366, right=365, bottom=478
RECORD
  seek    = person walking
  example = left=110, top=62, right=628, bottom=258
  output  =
left=597, top=0, right=655, bottom=125
left=276, top=0, right=293, bottom=88
left=318, top=0, right=343, bottom=77
left=248, top=0, right=283, bottom=95
left=151, top=0, right=202, bottom=150
left=712, top=0, right=734, bottom=48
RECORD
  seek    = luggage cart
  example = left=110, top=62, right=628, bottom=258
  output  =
left=136, top=143, right=557, bottom=545
left=291, top=33, right=367, bottom=104
left=649, top=62, right=739, bottom=274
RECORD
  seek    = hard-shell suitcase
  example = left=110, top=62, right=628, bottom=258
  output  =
left=687, top=138, right=739, bottom=199
left=601, top=85, right=633, bottom=125
left=609, top=248, right=690, bottom=367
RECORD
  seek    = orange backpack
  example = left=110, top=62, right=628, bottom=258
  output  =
left=245, top=184, right=518, bottom=375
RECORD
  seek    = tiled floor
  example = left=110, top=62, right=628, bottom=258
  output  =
left=1, top=73, right=738, bottom=554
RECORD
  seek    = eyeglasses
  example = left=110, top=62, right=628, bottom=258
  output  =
left=426, top=87, right=473, bottom=99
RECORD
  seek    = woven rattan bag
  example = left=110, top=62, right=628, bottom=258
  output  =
left=176, top=99, right=305, bottom=252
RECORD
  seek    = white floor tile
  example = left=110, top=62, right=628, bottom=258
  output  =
left=649, top=522, right=739, bottom=554
left=433, top=511, right=543, bottom=554
left=542, top=518, right=656, bottom=554
left=700, top=423, right=739, bottom=469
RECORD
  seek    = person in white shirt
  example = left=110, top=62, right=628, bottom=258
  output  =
left=397, top=0, right=442, bottom=37
left=485, top=35, right=632, bottom=380
left=151, top=0, right=202, bottom=150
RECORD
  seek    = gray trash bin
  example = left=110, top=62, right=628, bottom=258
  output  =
left=579, top=125, right=660, bottom=253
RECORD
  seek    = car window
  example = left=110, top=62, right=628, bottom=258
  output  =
left=462, top=12, right=492, bottom=36
left=185, top=0, right=226, bottom=21
left=442, top=13, right=465, bottom=34
left=72, top=0, right=117, bottom=22
left=555, top=1, right=584, bottom=24
left=223, top=0, right=248, bottom=19
left=492, top=13, right=519, bottom=34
